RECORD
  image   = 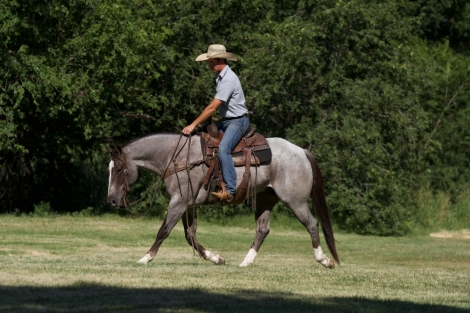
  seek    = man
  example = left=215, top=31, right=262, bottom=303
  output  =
left=182, top=44, right=249, bottom=202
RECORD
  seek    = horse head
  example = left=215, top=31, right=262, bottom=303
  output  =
left=106, top=145, right=138, bottom=207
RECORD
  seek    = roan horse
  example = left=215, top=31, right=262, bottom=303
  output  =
left=107, top=133, right=340, bottom=268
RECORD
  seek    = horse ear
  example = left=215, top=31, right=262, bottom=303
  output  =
left=105, top=145, right=113, bottom=153
left=117, top=145, right=123, bottom=155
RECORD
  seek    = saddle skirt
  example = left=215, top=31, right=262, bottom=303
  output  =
left=201, top=124, right=272, bottom=204
left=201, top=124, right=271, bottom=167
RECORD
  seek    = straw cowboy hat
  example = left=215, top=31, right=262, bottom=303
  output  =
left=195, top=44, right=238, bottom=62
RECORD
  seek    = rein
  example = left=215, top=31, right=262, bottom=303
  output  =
left=116, top=152, right=163, bottom=216
left=116, top=134, right=201, bottom=216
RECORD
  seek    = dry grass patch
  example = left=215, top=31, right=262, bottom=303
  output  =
left=429, top=229, right=470, bottom=239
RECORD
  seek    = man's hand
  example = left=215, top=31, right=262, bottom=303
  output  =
left=182, top=124, right=195, bottom=135
left=182, top=98, right=222, bottom=135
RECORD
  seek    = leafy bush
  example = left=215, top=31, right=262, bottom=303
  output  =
left=33, top=202, right=53, bottom=217
left=410, top=186, right=470, bottom=232
left=1, top=0, right=469, bottom=235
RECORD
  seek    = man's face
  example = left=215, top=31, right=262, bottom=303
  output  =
left=207, top=59, right=225, bottom=74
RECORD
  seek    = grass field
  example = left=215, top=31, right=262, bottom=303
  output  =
left=0, top=215, right=469, bottom=313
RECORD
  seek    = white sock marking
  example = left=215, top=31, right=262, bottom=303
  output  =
left=240, top=248, right=257, bottom=267
left=137, top=254, right=153, bottom=264
left=204, top=250, right=221, bottom=264
left=314, top=246, right=326, bottom=261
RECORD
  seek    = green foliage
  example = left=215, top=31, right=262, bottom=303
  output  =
left=117, top=170, right=170, bottom=217
left=412, top=0, right=470, bottom=52
left=410, top=186, right=470, bottom=232
left=198, top=203, right=253, bottom=223
left=71, top=206, right=95, bottom=217
left=33, top=201, right=53, bottom=217
left=1, top=0, right=469, bottom=235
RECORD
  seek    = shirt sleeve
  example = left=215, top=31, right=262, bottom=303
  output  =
left=215, top=78, right=234, bottom=102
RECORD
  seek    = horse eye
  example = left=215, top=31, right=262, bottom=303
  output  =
left=116, top=168, right=123, bottom=173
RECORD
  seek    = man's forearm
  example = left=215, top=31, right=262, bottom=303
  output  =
left=192, top=98, right=222, bottom=126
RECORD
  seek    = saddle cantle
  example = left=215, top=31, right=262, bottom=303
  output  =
left=201, top=124, right=272, bottom=204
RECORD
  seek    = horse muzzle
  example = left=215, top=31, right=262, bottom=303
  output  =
left=107, top=193, right=123, bottom=208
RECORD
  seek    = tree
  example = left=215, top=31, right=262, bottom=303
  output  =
left=1, top=0, right=469, bottom=235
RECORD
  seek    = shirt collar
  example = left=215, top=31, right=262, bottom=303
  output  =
left=217, top=64, right=230, bottom=80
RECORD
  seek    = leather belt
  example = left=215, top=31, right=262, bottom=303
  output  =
left=222, top=114, right=248, bottom=121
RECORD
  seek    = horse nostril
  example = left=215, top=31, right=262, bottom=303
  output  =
left=111, top=200, right=116, bottom=207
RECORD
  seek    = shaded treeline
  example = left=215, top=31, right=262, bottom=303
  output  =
left=1, top=0, right=469, bottom=234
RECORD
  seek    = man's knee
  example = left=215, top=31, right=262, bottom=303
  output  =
left=219, top=145, right=232, bottom=155
left=218, top=139, right=233, bottom=154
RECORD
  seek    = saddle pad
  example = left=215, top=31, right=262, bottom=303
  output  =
left=231, top=148, right=272, bottom=166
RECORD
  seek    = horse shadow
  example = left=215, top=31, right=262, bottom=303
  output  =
left=0, top=283, right=466, bottom=313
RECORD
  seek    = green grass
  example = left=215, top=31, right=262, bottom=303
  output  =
left=0, top=215, right=469, bottom=313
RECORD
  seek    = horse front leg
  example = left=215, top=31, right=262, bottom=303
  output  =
left=137, top=198, right=187, bottom=264
left=182, top=208, right=225, bottom=265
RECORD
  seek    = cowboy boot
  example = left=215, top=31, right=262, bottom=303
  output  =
left=211, top=183, right=234, bottom=202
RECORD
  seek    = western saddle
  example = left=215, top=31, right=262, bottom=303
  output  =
left=201, top=124, right=271, bottom=204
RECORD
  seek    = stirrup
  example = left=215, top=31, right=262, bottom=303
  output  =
left=211, top=184, right=233, bottom=202
left=211, top=189, right=228, bottom=201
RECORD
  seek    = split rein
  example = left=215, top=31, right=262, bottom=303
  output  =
left=117, top=134, right=201, bottom=215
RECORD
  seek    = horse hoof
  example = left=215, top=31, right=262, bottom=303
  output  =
left=216, top=255, right=225, bottom=265
left=137, top=254, right=153, bottom=264
left=327, top=260, right=335, bottom=269
left=204, top=250, right=225, bottom=265
left=319, top=258, right=335, bottom=269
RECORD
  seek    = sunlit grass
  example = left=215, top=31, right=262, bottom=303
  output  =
left=0, top=215, right=469, bottom=312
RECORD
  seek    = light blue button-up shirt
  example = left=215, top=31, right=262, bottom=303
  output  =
left=214, top=65, right=248, bottom=118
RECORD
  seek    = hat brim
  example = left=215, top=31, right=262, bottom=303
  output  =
left=195, top=52, right=238, bottom=62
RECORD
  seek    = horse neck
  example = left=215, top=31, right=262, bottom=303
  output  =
left=123, top=134, right=199, bottom=176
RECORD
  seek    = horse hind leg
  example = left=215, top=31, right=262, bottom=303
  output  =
left=240, top=189, right=278, bottom=267
left=182, top=209, right=225, bottom=265
left=239, top=208, right=270, bottom=267
left=292, top=204, right=335, bottom=269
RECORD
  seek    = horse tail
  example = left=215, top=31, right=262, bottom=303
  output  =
left=304, top=149, right=340, bottom=265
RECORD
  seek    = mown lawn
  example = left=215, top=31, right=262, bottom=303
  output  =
left=0, top=215, right=469, bottom=313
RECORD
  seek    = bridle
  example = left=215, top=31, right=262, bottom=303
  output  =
left=109, top=150, right=138, bottom=210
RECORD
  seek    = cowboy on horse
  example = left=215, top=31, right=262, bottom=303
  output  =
left=182, top=44, right=249, bottom=203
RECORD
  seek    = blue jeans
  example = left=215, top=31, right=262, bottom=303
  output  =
left=217, top=115, right=250, bottom=195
